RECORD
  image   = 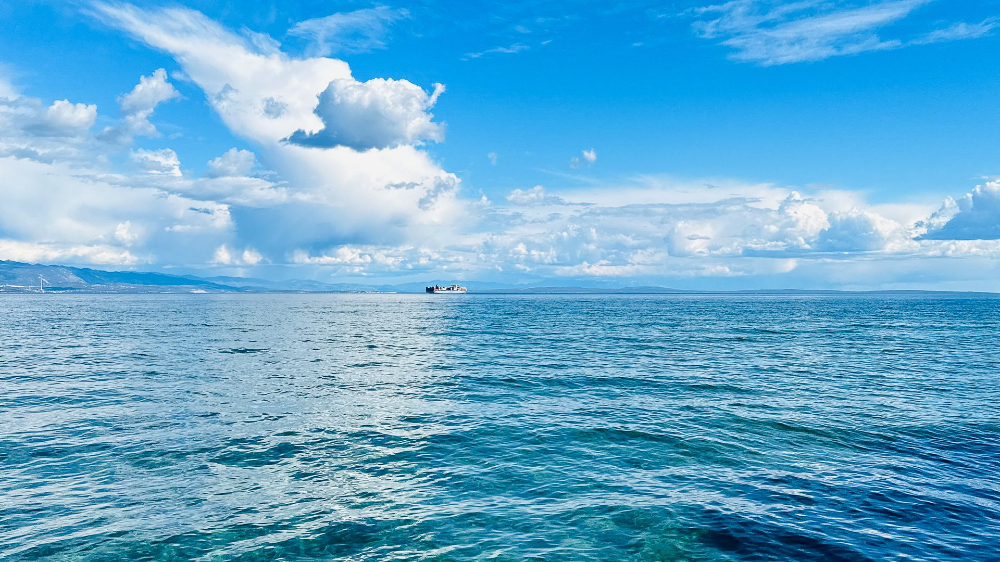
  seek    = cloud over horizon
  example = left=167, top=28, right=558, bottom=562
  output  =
left=0, top=2, right=997, bottom=290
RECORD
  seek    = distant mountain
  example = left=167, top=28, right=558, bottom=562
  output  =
left=188, top=275, right=377, bottom=293
left=2, top=260, right=995, bottom=295
left=0, top=261, right=236, bottom=293
left=0, top=261, right=486, bottom=293
left=0, top=261, right=475, bottom=294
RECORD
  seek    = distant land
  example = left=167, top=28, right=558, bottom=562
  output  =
left=0, top=260, right=996, bottom=296
left=0, top=260, right=385, bottom=294
left=0, top=260, right=639, bottom=294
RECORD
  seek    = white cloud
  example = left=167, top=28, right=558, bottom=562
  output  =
left=178, top=176, right=287, bottom=206
left=0, top=71, right=17, bottom=99
left=919, top=180, right=1000, bottom=240
left=0, top=156, right=232, bottom=266
left=243, top=29, right=282, bottom=56
left=288, top=7, right=409, bottom=56
left=120, top=68, right=179, bottom=115
left=488, top=151, right=498, bottom=165
left=206, top=147, right=256, bottom=177
left=242, top=248, right=263, bottom=265
left=774, top=191, right=830, bottom=245
left=291, top=246, right=409, bottom=274
left=131, top=148, right=182, bottom=176
left=100, top=68, right=178, bottom=143
left=816, top=209, right=905, bottom=252
left=464, top=43, right=530, bottom=60
left=0, top=72, right=177, bottom=166
left=506, top=185, right=565, bottom=206
left=0, top=97, right=89, bottom=163
left=286, top=79, right=445, bottom=150
left=570, top=148, right=597, bottom=168
left=114, top=221, right=139, bottom=246
left=0, top=84, right=240, bottom=268
left=208, top=244, right=266, bottom=267
left=213, top=244, right=233, bottom=264
left=35, top=100, right=98, bottom=136
left=90, top=2, right=350, bottom=143
left=0, top=239, right=138, bottom=265
left=0, top=97, right=97, bottom=140
left=689, top=0, right=952, bottom=65
left=469, top=177, right=938, bottom=282
left=92, top=2, right=464, bottom=248
left=6, top=138, right=993, bottom=285
left=914, top=18, right=997, bottom=44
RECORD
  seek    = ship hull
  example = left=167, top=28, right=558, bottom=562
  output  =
left=429, top=289, right=467, bottom=294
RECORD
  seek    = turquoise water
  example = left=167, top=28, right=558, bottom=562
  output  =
left=1, top=294, right=999, bottom=560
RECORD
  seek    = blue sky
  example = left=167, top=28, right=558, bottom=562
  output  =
left=1, top=0, right=1000, bottom=289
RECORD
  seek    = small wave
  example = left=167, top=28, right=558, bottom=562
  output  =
left=219, top=347, right=268, bottom=354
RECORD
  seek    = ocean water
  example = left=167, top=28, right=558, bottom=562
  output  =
left=1, top=294, right=999, bottom=561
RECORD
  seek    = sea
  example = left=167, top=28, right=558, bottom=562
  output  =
left=1, top=293, right=998, bottom=561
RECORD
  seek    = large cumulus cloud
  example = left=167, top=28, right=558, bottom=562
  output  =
left=919, top=181, right=1000, bottom=240
left=92, top=2, right=463, bottom=245
left=0, top=67, right=259, bottom=266
left=286, top=79, right=445, bottom=150
left=0, top=156, right=232, bottom=265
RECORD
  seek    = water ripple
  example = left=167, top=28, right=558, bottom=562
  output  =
left=1, top=293, right=999, bottom=560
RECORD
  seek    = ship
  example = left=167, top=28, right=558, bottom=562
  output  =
left=426, top=284, right=468, bottom=294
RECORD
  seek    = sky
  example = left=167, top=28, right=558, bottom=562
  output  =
left=1, top=0, right=999, bottom=290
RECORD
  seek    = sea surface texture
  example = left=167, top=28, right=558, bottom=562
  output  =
left=1, top=294, right=998, bottom=561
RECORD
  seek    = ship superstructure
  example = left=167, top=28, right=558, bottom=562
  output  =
left=426, top=284, right=468, bottom=294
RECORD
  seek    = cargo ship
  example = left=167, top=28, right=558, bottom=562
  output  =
left=426, top=284, right=468, bottom=294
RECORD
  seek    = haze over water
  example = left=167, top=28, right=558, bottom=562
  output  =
left=2, top=294, right=999, bottom=560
